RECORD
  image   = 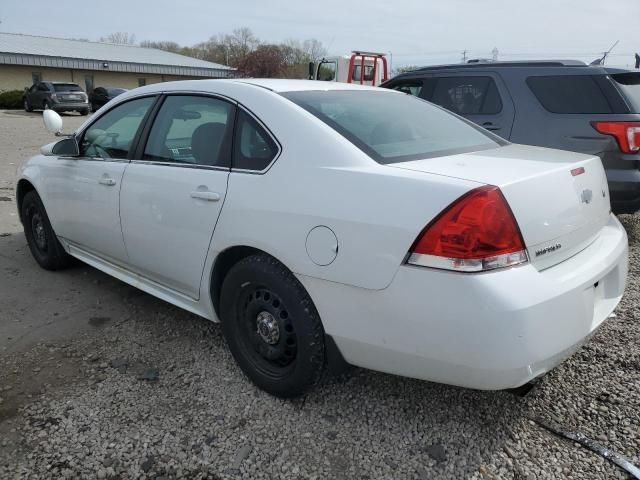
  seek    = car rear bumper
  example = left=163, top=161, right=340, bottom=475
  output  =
left=52, top=102, right=89, bottom=112
left=299, top=214, right=628, bottom=390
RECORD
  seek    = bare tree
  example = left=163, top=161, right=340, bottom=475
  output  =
left=100, top=32, right=136, bottom=45
left=303, top=39, right=327, bottom=62
left=140, top=40, right=182, bottom=53
left=238, top=44, right=288, bottom=78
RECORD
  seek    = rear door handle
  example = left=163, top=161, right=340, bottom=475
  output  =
left=190, top=191, right=221, bottom=202
left=98, top=177, right=116, bottom=186
left=482, top=122, right=501, bottom=131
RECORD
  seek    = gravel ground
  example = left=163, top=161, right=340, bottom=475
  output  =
left=0, top=110, right=638, bottom=478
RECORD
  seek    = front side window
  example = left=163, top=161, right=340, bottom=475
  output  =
left=390, top=80, right=424, bottom=97
left=431, top=76, right=503, bottom=115
left=233, top=110, right=278, bottom=171
left=527, top=75, right=613, bottom=114
left=317, top=61, right=337, bottom=81
left=281, top=90, right=503, bottom=164
left=80, top=96, right=155, bottom=159
left=144, top=95, right=233, bottom=167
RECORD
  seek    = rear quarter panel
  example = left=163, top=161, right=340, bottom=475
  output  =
left=207, top=88, right=480, bottom=290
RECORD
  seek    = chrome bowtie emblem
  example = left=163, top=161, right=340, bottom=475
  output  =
left=581, top=189, right=593, bottom=204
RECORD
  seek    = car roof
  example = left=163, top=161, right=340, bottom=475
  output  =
left=389, top=60, right=635, bottom=79
left=134, top=78, right=385, bottom=94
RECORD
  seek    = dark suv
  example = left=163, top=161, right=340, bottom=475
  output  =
left=382, top=61, right=640, bottom=213
left=23, top=81, right=90, bottom=115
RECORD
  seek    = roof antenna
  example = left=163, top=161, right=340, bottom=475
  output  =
left=590, top=40, right=619, bottom=66
left=635, top=53, right=640, bottom=69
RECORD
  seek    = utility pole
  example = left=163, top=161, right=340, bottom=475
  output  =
left=461, top=50, right=467, bottom=63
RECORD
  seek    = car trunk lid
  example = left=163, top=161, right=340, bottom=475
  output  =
left=390, top=144, right=611, bottom=270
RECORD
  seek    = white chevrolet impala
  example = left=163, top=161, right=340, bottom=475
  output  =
left=17, top=79, right=628, bottom=397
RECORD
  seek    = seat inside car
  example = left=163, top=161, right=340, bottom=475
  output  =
left=191, top=122, right=226, bottom=166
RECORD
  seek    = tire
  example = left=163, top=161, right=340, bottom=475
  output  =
left=80, top=109, right=89, bottom=116
left=220, top=254, right=326, bottom=398
left=21, top=191, right=72, bottom=270
left=23, top=98, right=32, bottom=112
left=43, top=100, right=51, bottom=111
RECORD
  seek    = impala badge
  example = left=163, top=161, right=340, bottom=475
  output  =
left=581, top=189, right=593, bottom=204
left=535, top=243, right=562, bottom=257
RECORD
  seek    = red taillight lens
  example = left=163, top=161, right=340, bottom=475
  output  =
left=592, top=121, right=640, bottom=154
left=408, top=186, right=528, bottom=272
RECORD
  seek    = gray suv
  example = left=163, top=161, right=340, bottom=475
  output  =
left=23, top=81, right=89, bottom=116
left=382, top=61, right=640, bottom=213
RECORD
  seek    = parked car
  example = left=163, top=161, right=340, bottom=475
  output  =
left=89, top=86, right=127, bottom=112
left=23, top=81, right=89, bottom=115
left=17, top=79, right=628, bottom=398
left=381, top=61, right=640, bottom=214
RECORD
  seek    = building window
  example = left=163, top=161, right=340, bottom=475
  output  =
left=84, top=74, right=94, bottom=93
left=32, top=72, right=42, bottom=84
left=138, top=78, right=147, bottom=87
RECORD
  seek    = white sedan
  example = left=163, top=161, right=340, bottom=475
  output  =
left=16, top=79, right=628, bottom=397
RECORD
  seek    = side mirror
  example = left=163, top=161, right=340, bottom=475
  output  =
left=308, top=61, right=315, bottom=80
left=43, top=109, right=63, bottom=135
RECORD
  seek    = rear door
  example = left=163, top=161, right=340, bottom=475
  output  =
left=119, top=94, right=235, bottom=299
left=426, top=73, right=515, bottom=138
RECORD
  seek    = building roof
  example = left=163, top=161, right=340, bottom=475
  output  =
left=0, top=32, right=233, bottom=78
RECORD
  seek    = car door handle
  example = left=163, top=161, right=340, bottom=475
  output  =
left=482, top=122, right=501, bottom=131
left=98, top=177, right=117, bottom=186
left=190, top=191, right=221, bottom=202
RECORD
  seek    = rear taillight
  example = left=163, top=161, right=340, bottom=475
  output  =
left=407, top=186, right=528, bottom=272
left=592, top=121, right=640, bottom=154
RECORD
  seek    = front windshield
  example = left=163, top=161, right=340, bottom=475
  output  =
left=281, top=90, right=505, bottom=164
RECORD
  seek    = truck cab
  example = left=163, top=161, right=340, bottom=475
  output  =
left=310, top=51, right=388, bottom=86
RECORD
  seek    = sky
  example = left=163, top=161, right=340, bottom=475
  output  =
left=0, top=0, right=639, bottom=69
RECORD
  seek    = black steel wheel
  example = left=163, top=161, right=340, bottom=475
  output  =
left=220, top=254, right=325, bottom=397
left=21, top=191, right=72, bottom=270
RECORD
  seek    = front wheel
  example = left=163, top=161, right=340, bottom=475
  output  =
left=220, top=254, right=326, bottom=398
left=21, top=191, right=72, bottom=270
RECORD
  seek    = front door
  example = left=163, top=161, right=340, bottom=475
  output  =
left=119, top=94, right=235, bottom=299
left=41, top=96, right=156, bottom=264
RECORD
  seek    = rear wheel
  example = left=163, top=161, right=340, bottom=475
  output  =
left=23, top=98, right=32, bottom=112
left=80, top=109, right=89, bottom=116
left=220, top=254, right=326, bottom=398
left=21, top=191, right=72, bottom=270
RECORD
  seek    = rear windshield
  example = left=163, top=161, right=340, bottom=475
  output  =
left=53, top=84, right=82, bottom=92
left=280, top=90, right=503, bottom=164
left=611, top=73, right=640, bottom=112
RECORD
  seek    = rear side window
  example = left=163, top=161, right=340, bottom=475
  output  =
left=53, top=84, right=82, bottom=92
left=430, top=76, right=503, bottom=115
left=144, top=95, right=233, bottom=167
left=527, top=75, right=614, bottom=114
left=232, top=110, right=279, bottom=171
left=611, top=73, right=640, bottom=113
